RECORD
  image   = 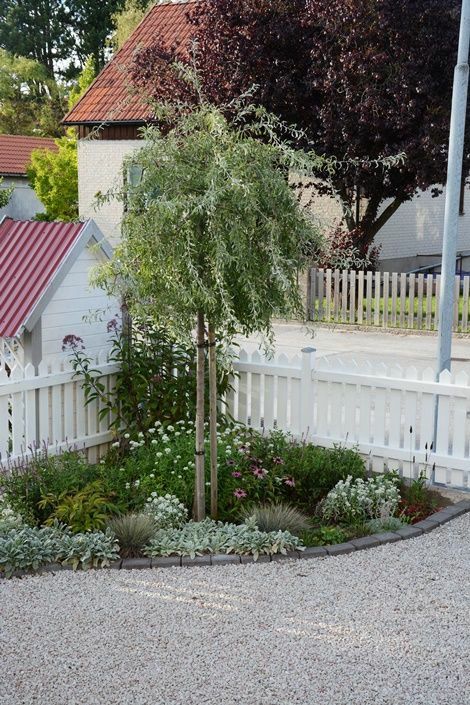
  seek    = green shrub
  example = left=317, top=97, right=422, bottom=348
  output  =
left=300, top=525, right=347, bottom=546
left=240, top=502, right=311, bottom=534
left=0, top=496, right=24, bottom=533
left=38, top=480, right=120, bottom=533
left=107, top=514, right=156, bottom=558
left=144, top=519, right=304, bottom=561
left=366, top=516, right=407, bottom=533
left=1, top=450, right=100, bottom=525
left=322, top=474, right=401, bottom=524
left=0, top=524, right=119, bottom=578
left=143, top=493, right=188, bottom=528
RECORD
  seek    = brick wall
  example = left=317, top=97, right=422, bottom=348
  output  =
left=78, top=139, right=141, bottom=246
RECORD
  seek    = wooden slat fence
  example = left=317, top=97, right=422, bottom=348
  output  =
left=0, top=352, right=119, bottom=468
left=227, top=347, right=470, bottom=489
left=307, top=268, right=470, bottom=332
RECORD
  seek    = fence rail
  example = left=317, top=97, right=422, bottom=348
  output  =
left=0, top=352, right=119, bottom=467
left=229, top=348, right=470, bottom=489
left=307, top=268, right=470, bottom=332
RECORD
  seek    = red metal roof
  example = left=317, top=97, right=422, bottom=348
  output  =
left=0, top=218, right=87, bottom=337
left=0, top=135, right=58, bottom=176
left=63, top=1, right=196, bottom=126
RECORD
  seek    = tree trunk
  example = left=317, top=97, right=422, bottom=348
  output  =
left=194, top=310, right=206, bottom=521
left=208, top=322, right=218, bottom=519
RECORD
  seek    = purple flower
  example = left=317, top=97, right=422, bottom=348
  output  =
left=283, top=476, right=296, bottom=488
left=226, top=459, right=236, bottom=466
left=252, top=467, right=268, bottom=479
left=273, top=457, right=285, bottom=465
left=62, top=334, right=85, bottom=352
left=106, top=317, right=120, bottom=334
left=231, top=471, right=242, bottom=478
left=234, top=488, right=247, bottom=499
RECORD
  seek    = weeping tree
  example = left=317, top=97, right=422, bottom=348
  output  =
left=95, top=90, right=322, bottom=519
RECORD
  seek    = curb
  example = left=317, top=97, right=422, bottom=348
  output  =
left=3, top=500, right=470, bottom=579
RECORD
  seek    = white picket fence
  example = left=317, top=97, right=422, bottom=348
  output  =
left=2, top=345, right=470, bottom=490
left=228, top=348, right=470, bottom=489
left=0, top=352, right=119, bottom=467
left=308, top=267, right=470, bottom=332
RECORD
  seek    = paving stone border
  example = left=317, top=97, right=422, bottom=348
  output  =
left=3, top=500, right=470, bottom=578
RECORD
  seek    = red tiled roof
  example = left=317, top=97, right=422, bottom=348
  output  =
left=0, top=135, right=58, bottom=176
left=63, top=1, right=196, bottom=126
left=0, top=218, right=88, bottom=337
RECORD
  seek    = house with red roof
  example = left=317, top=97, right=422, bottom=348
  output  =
left=63, top=0, right=470, bottom=272
left=0, top=217, right=114, bottom=370
left=0, top=134, right=58, bottom=220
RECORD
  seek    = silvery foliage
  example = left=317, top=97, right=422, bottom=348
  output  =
left=322, top=474, right=400, bottom=523
left=144, top=518, right=304, bottom=561
left=143, top=493, right=188, bottom=529
left=0, top=523, right=120, bottom=578
left=0, top=495, right=24, bottom=533
left=366, top=516, right=406, bottom=533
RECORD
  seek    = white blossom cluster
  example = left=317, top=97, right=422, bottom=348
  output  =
left=143, top=493, right=188, bottom=529
left=322, top=474, right=400, bottom=523
left=0, top=496, right=24, bottom=533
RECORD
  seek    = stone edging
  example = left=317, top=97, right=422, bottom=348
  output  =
left=4, top=500, right=470, bottom=578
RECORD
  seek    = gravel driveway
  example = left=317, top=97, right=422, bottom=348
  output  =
left=1, top=515, right=469, bottom=705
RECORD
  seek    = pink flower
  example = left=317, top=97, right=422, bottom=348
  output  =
left=283, top=476, right=295, bottom=487
left=273, top=457, right=285, bottom=465
left=234, top=488, right=247, bottom=499
left=231, top=471, right=242, bottom=478
left=62, top=334, right=85, bottom=352
left=252, top=467, right=268, bottom=479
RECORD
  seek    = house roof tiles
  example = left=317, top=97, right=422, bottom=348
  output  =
left=0, top=135, right=58, bottom=176
left=63, top=1, right=195, bottom=126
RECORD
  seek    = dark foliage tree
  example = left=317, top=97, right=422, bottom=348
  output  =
left=72, top=0, right=126, bottom=74
left=131, top=0, right=467, bottom=250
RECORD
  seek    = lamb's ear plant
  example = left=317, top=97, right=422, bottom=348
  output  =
left=93, top=70, right=324, bottom=521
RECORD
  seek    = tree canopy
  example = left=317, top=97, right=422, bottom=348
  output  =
left=132, top=0, right=466, bottom=251
left=27, top=135, right=78, bottom=221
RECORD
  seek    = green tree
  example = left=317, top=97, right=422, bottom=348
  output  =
left=0, top=177, right=13, bottom=208
left=111, top=0, right=151, bottom=51
left=95, top=94, right=322, bottom=518
left=27, top=135, right=78, bottom=221
left=0, top=0, right=75, bottom=78
left=0, top=50, right=65, bottom=136
left=67, top=55, right=96, bottom=110
left=73, top=0, right=126, bottom=73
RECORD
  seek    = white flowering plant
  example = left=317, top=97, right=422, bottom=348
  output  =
left=0, top=496, right=24, bottom=534
left=143, top=493, right=188, bottom=529
left=322, top=474, right=401, bottom=524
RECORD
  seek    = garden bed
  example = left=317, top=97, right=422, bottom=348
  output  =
left=0, top=422, right=456, bottom=579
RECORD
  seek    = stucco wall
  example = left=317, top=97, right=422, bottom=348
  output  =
left=78, top=139, right=141, bottom=246
left=0, top=176, right=45, bottom=220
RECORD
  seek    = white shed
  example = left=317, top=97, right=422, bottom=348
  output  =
left=0, top=217, right=116, bottom=372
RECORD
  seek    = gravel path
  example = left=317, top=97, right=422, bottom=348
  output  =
left=1, top=516, right=470, bottom=705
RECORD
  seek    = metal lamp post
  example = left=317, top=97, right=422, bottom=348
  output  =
left=436, top=0, right=470, bottom=377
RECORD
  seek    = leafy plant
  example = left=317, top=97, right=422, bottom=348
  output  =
left=64, top=317, right=233, bottom=439
left=300, top=525, right=347, bottom=547
left=144, top=519, right=304, bottom=561
left=107, top=513, right=157, bottom=558
left=38, top=481, right=120, bottom=533
left=366, top=516, right=406, bottom=534
left=240, top=502, right=311, bottom=534
left=322, top=474, right=401, bottom=524
left=143, top=493, right=188, bottom=529
left=1, top=449, right=99, bottom=526
left=0, top=496, right=24, bottom=533
left=0, top=524, right=120, bottom=578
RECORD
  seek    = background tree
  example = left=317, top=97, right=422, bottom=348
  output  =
left=72, top=0, right=126, bottom=73
left=94, top=93, right=321, bottom=518
left=111, top=0, right=152, bottom=51
left=0, top=50, right=65, bottom=135
left=132, top=0, right=466, bottom=252
left=0, top=0, right=75, bottom=78
left=0, top=177, right=13, bottom=208
left=27, top=135, right=78, bottom=220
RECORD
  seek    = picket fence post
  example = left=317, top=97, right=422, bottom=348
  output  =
left=300, top=347, right=316, bottom=439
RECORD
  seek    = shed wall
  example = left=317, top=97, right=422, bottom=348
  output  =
left=41, top=246, right=117, bottom=360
